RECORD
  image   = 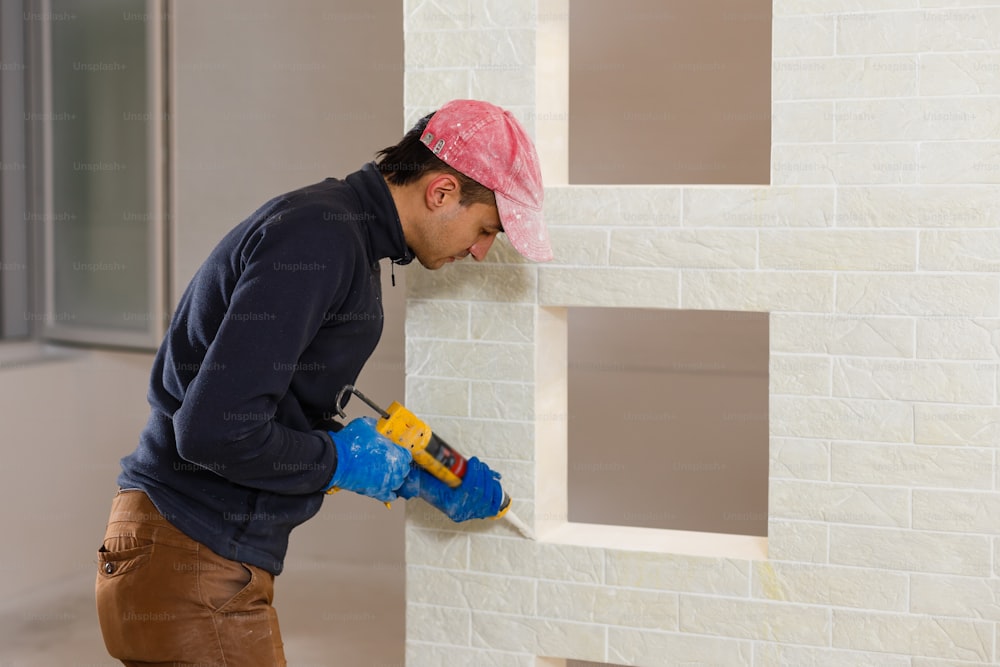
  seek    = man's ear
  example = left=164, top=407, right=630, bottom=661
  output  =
left=424, top=173, right=460, bottom=210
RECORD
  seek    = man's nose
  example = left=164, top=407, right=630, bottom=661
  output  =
left=468, top=234, right=496, bottom=261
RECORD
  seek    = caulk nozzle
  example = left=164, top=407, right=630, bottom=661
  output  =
left=502, top=509, right=535, bottom=541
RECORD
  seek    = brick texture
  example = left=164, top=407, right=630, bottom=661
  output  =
left=403, top=1, right=1000, bottom=664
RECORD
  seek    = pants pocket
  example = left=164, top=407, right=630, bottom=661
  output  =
left=96, top=537, right=221, bottom=665
left=97, top=539, right=153, bottom=578
left=200, top=558, right=285, bottom=665
left=204, top=560, right=255, bottom=613
left=94, top=539, right=157, bottom=658
left=94, top=490, right=284, bottom=664
left=196, top=546, right=271, bottom=615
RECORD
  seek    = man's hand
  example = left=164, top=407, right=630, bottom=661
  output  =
left=397, top=456, right=504, bottom=522
left=324, top=417, right=413, bottom=502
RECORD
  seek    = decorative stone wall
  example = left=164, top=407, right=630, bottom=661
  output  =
left=404, top=1, right=1000, bottom=664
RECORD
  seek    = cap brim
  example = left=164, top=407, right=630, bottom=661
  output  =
left=495, top=192, right=553, bottom=263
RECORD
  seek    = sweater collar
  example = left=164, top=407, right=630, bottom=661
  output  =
left=346, top=162, right=414, bottom=266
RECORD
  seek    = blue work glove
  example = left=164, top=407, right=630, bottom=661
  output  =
left=324, top=417, right=413, bottom=503
left=397, top=456, right=504, bottom=522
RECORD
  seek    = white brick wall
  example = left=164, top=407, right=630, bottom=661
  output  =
left=404, top=0, right=1000, bottom=664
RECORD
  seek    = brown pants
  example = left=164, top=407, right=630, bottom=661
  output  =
left=95, top=490, right=287, bottom=666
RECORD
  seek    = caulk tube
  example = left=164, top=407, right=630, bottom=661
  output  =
left=396, top=448, right=534, bottom=537
left=427, top=432, right=511, bottom=519
left=424, top=432, right=469, bottom=483
left=450, top=456, right=525, bottom=532
left=396, top=456, right=506, bottom=522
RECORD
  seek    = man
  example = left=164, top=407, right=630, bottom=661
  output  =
left=95, top=99, right=552, bottom=666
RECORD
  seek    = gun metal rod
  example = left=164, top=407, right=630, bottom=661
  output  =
left=335, top=385, right=390, bottom=420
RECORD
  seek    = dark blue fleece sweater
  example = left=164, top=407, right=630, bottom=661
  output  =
left=118, top=163, right=412, bottom=574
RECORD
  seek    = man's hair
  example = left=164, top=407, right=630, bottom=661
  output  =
left=375, top=113, right=496, bottom=208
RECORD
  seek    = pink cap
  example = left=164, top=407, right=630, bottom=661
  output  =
left=420, top=100, right=552, bottom=262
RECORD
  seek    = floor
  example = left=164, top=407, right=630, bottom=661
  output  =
left=0, top=559, right=404, bottom=666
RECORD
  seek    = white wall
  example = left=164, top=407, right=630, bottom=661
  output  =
left=0, top=349, right=152, bottom=602
left=404, top=1, right=1000, bottom=665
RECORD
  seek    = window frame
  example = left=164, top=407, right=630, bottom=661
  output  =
left=25, top=0, right=169, bottom=349
left=0, top=0, right=31, bottom=339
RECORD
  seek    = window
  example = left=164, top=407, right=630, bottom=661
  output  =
left=0, top=0, right=30, bottom=338
left=16, top=0, right=168, bottom=348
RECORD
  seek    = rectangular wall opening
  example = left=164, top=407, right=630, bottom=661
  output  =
left=567, top=0, right=772, bottom=185
left=566, top=308, right=769, bottom=538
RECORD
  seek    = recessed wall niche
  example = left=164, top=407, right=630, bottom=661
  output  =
left=567, top=307, right=769, bottom=537
left=568, top=0, right=772, bottom=184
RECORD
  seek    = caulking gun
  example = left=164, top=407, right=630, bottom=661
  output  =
left=334, top=385, right=535, bottom=540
